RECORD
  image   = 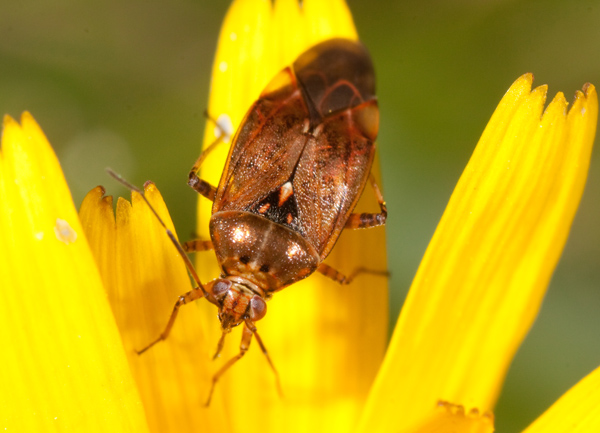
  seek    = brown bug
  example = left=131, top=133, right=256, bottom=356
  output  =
left=112, top=37, right=387, bottom=405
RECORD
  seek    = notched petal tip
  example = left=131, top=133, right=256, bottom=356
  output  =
left=87, top=184, right=107, bottom=198
left=1, top=112, right=39, bottom=137
left=116, top=195, right=133, bottom=211
left=511, top=73, right=534, bottom=92
left=573, top=83, right=597, bottom=113
left=549, top=84, right=599, bottom=120
left=82, top=185, right=113, bottom=208
left=519, top=72, right=534, bottom=85
left=101, top=195, right=112, bottom=206
left=523, top=78, right=597, bottom=120
left=79, top=186, right=116, bottom=236
left=544, top=91, right=568, bottom=117
left=2, top=113, right=16, bottom=127
left=19, top=111, right=34, bottom=122
left=499, top=74, right=535, bottom=110
left=531, top=83, right=549, bottom=98
left=567, top=83, right=598, bottom=130
left=143, top=180, right=156, bottom=190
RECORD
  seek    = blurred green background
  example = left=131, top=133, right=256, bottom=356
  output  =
left=1, top=0, right=598, bottom=431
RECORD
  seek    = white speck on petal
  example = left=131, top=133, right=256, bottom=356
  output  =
left=230, top=32, right=237, bottom=41
left=581, top=107, right=586, bottom=115
left=219, top=61, right=228, bottom=72
left=34, top=231, right=44, bottom=240
left=54, top=218, right=77, bottom=244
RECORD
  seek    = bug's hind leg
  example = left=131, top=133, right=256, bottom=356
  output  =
left=317, top=263, right=389, bottom=285
left=344, top=174, right=387, bottom=229
left=188, top=111, right=231, bottom=201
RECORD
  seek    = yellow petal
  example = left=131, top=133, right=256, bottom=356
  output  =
left=405, top=401, right=494, bottom=433
left=0, top=113, right=148, bottom=431
left=358, top=76, right=598, bottom=432
left=522, top=365, right=600, bottom=433
left=194, top=1, right=386, bottom=432
left=79, top=183, right=229, bottom=432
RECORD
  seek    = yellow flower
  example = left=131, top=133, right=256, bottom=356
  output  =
left=1, top=1, right=598, bottom=433
left=0, top=112, right=149, bottom=432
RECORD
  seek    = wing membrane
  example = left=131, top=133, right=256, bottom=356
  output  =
left=294, top=101, right=377, bottom=259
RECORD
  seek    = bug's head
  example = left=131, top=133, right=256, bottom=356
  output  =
left=205, top=278, right=267, bottom=331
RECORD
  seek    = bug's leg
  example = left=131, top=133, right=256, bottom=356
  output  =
left=188, top=175, right=217, bottom=202
left=136, top=288, right=206, bottom=355
left=212, top=330, right=227, bottom=360
left=317, top=263, right=389, bottom=285
left=187, top=139, right=220, bottom=201
left=205, top=324, right=253, bottom=406
left=182, top=239, right=214, bottom=253
left=344, top=174, right=387, bottom=229
left=188, top=113, right=230, bottom=201
left=245, top=319, right=283, bottom=398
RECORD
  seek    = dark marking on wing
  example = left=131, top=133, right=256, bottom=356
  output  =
left=249, top=181, right=302, bottom=233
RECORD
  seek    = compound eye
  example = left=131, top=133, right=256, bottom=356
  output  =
left=211, top=279, right=232, bottom=300
left=248, top=295, right=267, bottom=321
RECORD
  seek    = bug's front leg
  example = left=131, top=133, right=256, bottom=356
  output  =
left=204, top=320, right=282, bottom=406
left=317, top=263, right=389, bottom=285
left=136, top=287, right=206, bottom=355
left=205, top=323, right=254, bottom=406
left=246, top=320, right=282, bottom=397
left=344, top=174, right=387, bottom=229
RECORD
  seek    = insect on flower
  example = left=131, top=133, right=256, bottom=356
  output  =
left=109, top=37, right=387, bottom=405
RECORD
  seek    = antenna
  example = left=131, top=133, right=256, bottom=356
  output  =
left=106, top=168, right=209, bottom=298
